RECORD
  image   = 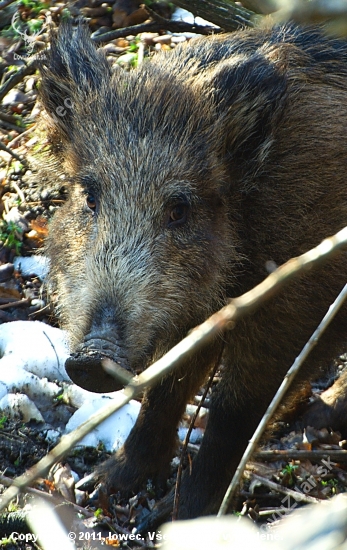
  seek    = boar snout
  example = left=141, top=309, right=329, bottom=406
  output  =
left=65, top=332, right=134, bottom=392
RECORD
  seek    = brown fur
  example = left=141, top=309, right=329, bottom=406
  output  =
left=40, top=22, right=347, bottom=519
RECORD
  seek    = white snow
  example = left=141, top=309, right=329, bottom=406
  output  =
left=0, top=320, right=142, bottom=450
left=172, top=7, right=218, bottom=29
left=13, top=255, right=49, bottom=280
left=0, top=320, right=205, bottom=451
left=65, top=397, right=141, bottom=451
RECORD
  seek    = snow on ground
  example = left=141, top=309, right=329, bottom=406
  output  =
left=0, top=319, right=144, bottom=450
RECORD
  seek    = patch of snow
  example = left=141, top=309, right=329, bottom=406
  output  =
left=13, top=255, right=49, bottom=280
left=178, top=426, right=204, bottom=444
left=0, top=320, right=70, bottom=381
left=65, top=397, right=141, bottom=451
left=172, top=7, right=218, bottom=28
left=0, top=320, right=204, bottom=452
left=0, top=393, right=44, bottom=422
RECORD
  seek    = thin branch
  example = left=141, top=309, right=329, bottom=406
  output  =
left=0, top=0, right=17, bottom=8
left=172, top=345, right=223, bottom=520
left=92, top=20, right=221, bottom=43
left=7, top=126, right=35, bottom=149
left=0, top=112, right=20, bottom=125
left=1, top=227, right=347, bottom=511
left=254, top=449, right=347, bottom=462
left=0, top=120, right=26, bottom=133
left=251, top=474, right=321, bottom=505
left=0, top=298, right=30, bottom=310
left=0, top=59, right=37, bottom=104
left=0, top=141, right=25, bottom=163
left=218, top=282, right=347, bottom=516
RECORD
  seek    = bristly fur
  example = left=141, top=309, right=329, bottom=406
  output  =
left=40, top=22, right=347, bottom=519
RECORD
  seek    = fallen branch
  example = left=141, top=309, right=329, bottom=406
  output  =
left=0, top=0, right=17, bottom=8
left=92, top=19, right=221, bottom=43
left=251, top=474, right=321, bottom=504
left=0, top=298, right=30, bottom=310
left=254, top=449, right=347, bottom=462
left=0, top=59, right=37, bottom=104
left=1, top=226, right=347, bottom=511
left=0, top=141, right=26, bottom=163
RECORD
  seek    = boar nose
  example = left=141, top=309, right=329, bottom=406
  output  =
left=65, top=351, right=134, bottom=393
left=65, top=327, right=135, bottom=393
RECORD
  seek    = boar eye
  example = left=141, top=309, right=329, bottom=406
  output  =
left=86, top=194, right=96, bottom=212
left=168, top=203, right=189, bottom=228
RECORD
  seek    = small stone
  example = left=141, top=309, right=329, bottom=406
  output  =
left=31, top=298, right=45, bottom=309
left=115, top=38, right=129, bottom=48
left=153, top=34, right=172, bottom=45
left=102, top=43, right=121, bottom=54
left=4, top=207, right=29, bottom=234
left=25, top=77, right=36, bottom=92
left=171, top=35, right=187, bottom=44
left=116, top=52, right=137, bottom=66
left=2, top=88, right=27, bottom=106
left=140, top=32, right=159, bottom=46
left=40, top=189, right=50, bottom=201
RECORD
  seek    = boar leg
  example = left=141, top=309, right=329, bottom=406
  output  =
left=97, top=346, right=221, bottom=494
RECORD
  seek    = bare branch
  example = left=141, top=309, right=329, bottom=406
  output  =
left=0, top=59, right=37, bottom=104
left=92, top=19, right=221, bottom=44
left=0, top=141, right=26, bottom=163
left=254, top=449, right=347, bottom=462
left=252, top=474, right=321, bottom=504
left=173, top=347, right=223, bottom=520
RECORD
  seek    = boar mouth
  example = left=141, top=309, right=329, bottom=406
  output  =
left=65, top=336, right=135, bottom=393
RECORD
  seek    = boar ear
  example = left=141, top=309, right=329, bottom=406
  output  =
left=211, top=51, right=288, bottom=187
left=39, top=21, right=111, bottom=140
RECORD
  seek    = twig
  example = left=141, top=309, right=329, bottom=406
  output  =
left=0, top=112, right=19, bottom=125
left=0, top=475, right=93, bottom=517
left=7, top=126, right=35, bottom=149
left=0, top=58, right=37, bottom=104
left=43, top=330, right=60, bottom=371
left=10, top=181, right=26, bottom=203
left=217, top=282, right=347, bottom=515
left=254, top=449, right=347, bottom=462
left=0, top=0, right=17, bottom=8
left=0, top=120, right=26, bottom=133
left=0, top=141, right=25, bottom=163
left=0, top=298, right=30, bottom=310
left=1, top=227, right=347, bottom=511
left=251, top=474, right=321, bottom=504
left=137, top=41, right=144, bottom=67
left=92, top=20, right=222, bottom=44
left=172, top=345, right=224, bottom=520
